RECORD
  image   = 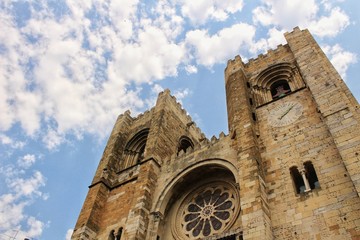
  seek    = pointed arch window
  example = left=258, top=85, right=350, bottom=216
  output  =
left=177, top=136, right=194, bottom=155
left=122, top=129, right=149, bottom=169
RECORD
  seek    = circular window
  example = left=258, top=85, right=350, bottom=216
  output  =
left=173, top=181, right=239, bottom=239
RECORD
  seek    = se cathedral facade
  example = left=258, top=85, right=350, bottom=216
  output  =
left=72, top=27, right=360, bottom=239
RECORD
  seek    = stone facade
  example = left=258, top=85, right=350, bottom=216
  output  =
left=72, top=27, right=360, bottom=240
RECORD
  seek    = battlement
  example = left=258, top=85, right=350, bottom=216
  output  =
left=244, top=44, right=289, bottom=68
left=132, top=108, right=154, bottom=121
left=226, top=27, right=305, bottom=77
left=170, top=131, right=228, bottom=162
left=157, top=89, right=206, bottom=140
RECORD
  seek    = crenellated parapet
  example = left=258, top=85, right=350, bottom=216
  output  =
left=156, top=89, right=206, bottom=140
left=169, top=131, right=228, bottom=163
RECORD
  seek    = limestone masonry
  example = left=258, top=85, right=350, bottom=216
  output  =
left=72, top=27, right=360, bottom=239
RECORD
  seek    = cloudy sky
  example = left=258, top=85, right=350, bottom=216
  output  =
left=0, top=0, right=359, bottom=239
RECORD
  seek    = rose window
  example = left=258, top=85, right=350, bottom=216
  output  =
left=177, top=184, right=238, bottom=239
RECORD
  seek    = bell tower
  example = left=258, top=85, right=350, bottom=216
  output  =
left=224, top=27, right=360, bottom=239
left=72, top=90, right=205, bottom=239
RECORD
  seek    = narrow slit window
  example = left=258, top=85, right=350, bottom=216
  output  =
left=290, top=166, right=305, bottom=194
left=304, top=161, right=320, bottom=189
left=115, top=227, right=123, bottom=240
left=108, top=230, right=115, bottom=240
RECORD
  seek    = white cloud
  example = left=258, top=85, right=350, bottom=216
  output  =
left=152, top=0, right=184, bottom=39
left=308, top=7, right=349, bottom=37
left=114, top=25, right=185, bottom=84
left=253, top=0, right=318, bottom=28
left=42, top=127, right=65, bottom=150
left=151, top=84, right=164, bottom=95
left=25, top=217, right=45, bottom=238
left=0, top=194, right=25, bottom=230
left=9, top=171, right=46, bottom=197
left=174, top=88, right=191, bottom=102
left=251, top=28, right=287, bottom=54
left=108, top=0, right=139, bottom=40
left=185, top=23, right=256, bottom=67
left=323, top=44, right=357, bottom=79
left=0, top=168, right=46, bottom=239
left=0, top=134, right=26, bottom=149
left=252, top=0, right=349, bottom=37
left=178, top=0, right=244, bottom=25
left=66, top=228, right=74, bottom=240
left=185, top=65, right=198, bottom=74
left=321, top=0, right=345, bottom=11
left=17, top=154, right=36, bottom=169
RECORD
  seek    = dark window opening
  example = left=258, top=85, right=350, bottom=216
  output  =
left=218, top=236, right=236, bottom=240
left=156, top=236, right=160, bottom=240
left=249, top=98, right=253, bottom=105
left=290, top=166, right=305, bottom=194
left=216, top=233, right=242, bottom=240
left=178, top=136, right=194, bottom=154
left=115, top=227, right=123, bottom=240
left=271, top=80, right=291, bottom=99
left=108, top=230, right=115, bottom=240
left=304, top=161, right=320, bottom=189
left=252, top=112, right=256, bottom=121
left=246, top=82, right=251, bottom=88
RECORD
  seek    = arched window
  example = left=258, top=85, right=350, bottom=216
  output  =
left=270, top=80, right=291, bottom=99
left=290, top=162, right=320, bottom=195
left=108, top=230, right=115, bottom=240
left=290, top=166, right=305, bottom=194
left=177, top=136, right=194, bottom=155
left=122, top=129, right=149, bottom=169
left=252, top=62, right=305, bottom=106
left=115, top=227, right=123, bottom=240
left=304, top=161, right=320, bottom=189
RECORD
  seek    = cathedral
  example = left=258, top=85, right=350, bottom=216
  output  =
left=72, top=27, right=360, bottom=239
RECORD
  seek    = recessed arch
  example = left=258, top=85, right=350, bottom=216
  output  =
left=121, top=128, right=149, bottom=170
left=252, top=62, right=305, bottom=105
left=154, top=158, right=239, bottom=215
left=177, top=136, right=194, bottom=154
left=153, top=159, right=240, bottom=239
left=255, top=62, right=293, bottom=89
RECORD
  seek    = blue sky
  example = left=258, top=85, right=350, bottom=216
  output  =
left=0, top=0, right=359, bottom=239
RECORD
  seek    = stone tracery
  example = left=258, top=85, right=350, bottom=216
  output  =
left=174, top=182, right=239, bottom=239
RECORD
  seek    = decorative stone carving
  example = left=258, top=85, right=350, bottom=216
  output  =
left=172, top=181, right=240, bottom=239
